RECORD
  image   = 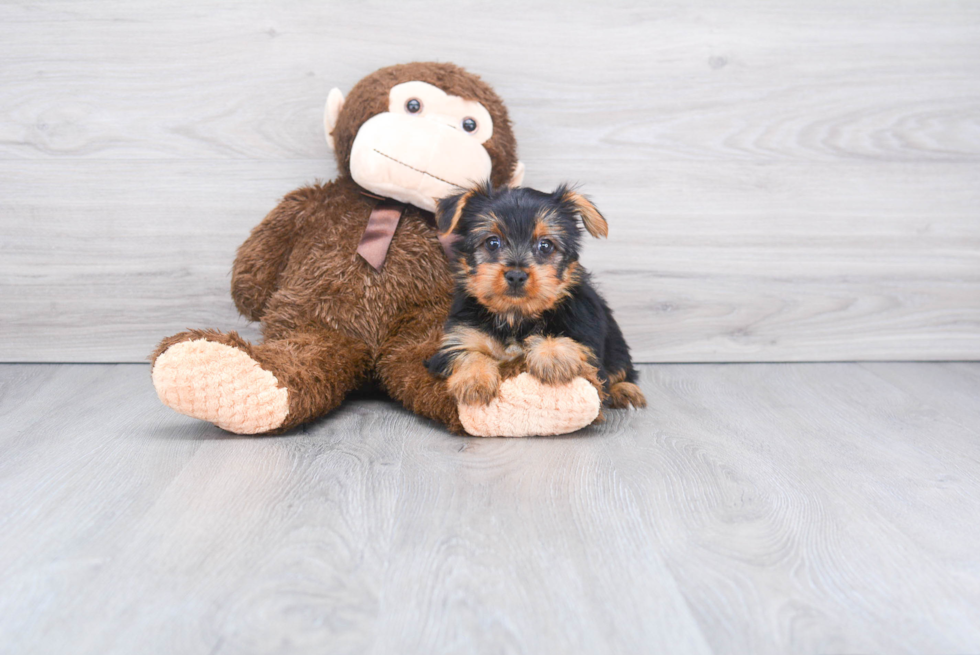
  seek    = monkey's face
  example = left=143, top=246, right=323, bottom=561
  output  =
left=326, top=63, right=524, bottom=212
left=349, top=82, right=495, bottom=212
left=326, top=80, right=494, bottom=212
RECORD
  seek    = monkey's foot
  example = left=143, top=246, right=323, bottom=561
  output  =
left=152, top=338, right=289, bottom=434
left=458, top=373, right=600, bottom=437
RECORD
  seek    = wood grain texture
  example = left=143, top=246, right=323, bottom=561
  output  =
left=2, top=362, right=980, bottom=654
left=1, top=1, right=979, bottom=362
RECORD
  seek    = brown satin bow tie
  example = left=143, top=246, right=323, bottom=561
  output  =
left=356, top=197, right=458, bottom=271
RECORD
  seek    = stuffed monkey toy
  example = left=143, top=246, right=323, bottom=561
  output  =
left=151, top=62, right=601, bottom=436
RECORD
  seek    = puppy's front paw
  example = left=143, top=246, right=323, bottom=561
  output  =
left=524, top=336, right=593, bottom=386
left=447, top=355, right=501, bottom=406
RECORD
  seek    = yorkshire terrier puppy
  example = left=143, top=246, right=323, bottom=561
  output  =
left=426, top=182, right=646, bottom=415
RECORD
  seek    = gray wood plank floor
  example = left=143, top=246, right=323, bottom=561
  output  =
left=1, top=363, right=979, bottom=654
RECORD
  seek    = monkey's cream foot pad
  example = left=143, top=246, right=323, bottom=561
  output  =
left=458, top=373, right=600, bottom=437
left=151, top=339, right=289, bottom=434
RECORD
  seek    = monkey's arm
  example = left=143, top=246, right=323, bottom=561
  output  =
left=231, top=190, right=312, bottom=321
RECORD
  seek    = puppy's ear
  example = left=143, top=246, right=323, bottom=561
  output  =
left=436, top=190, right=471, bottom=235
left=437, top=181, right=494, bottom=234
left=556, top=185, right=608, bottom=239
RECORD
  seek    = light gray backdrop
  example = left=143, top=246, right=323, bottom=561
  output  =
left=2, top=0, right=978, bottom=362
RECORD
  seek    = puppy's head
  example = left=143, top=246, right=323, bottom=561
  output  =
left=436, top=182, right=608, bottom=320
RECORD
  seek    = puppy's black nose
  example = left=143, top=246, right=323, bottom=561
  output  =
left=504, top=269, right=528, bottom=288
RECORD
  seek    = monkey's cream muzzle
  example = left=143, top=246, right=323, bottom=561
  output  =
left=345, top=81, right=495, bottom=213
left=350, top=113, right=492, bottom=213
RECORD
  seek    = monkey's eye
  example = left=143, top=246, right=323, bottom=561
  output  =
left=406, top=98, right=422, bottom=114
left=536, top=238, right=555, bottom=255
left=461, top=117, right=477, bottom=133
left=485, top=236, right=501, bottom=252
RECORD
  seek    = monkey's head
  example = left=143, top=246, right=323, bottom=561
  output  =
left=324, top=63, right=524, bottom=213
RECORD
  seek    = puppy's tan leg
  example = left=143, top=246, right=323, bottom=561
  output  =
left=607, top=369, right=648, bottom=409
left=447, top=352, right=502, bottom=406
left=524, top=336, right=593, bottom=385
left=431, top=324, right=507, bottom=407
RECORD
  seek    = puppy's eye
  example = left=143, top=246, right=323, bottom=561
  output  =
left=485, top=236, right=501, bottom=252
left=462, top=117, right=477, bottom=133
left=406, top=98, right=422, bottom=114
left=536, top=238, right=555, bottom=255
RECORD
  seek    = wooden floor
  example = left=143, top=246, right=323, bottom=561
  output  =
left=2, top=364, right=979, bottom=653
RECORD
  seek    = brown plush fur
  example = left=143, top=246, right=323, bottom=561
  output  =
left=151, top=63, right=521, bottom=434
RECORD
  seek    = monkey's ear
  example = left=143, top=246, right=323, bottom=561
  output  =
left=509, top=161, right=525, bottom=188
left=557, top=186, right=608, bottom=238
left=324, top=88, right=345, bottom=151
left=436, top=190, right=470, bottom=235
